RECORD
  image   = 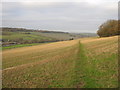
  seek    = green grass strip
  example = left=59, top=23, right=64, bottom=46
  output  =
left=74, top=41, right=98, bottom=88
left=2, top=43, right=42, bottom=50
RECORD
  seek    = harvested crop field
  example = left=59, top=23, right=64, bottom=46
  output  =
left=2, top=36, right=118, bottom=88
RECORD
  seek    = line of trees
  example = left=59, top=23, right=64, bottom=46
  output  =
left=97, top=20, right=119, bottom=37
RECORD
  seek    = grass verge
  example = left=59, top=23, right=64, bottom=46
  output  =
left=2, top=43, right=43, bottom=50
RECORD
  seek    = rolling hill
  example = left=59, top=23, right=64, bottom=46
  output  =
left=2, top=36, right=118, bottom=88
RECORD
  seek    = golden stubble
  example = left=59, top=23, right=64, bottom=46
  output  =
left=3, top=39, right=79, bottom=69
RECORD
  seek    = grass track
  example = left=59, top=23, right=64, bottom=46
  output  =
left=2, top=36, right=118, bottom=88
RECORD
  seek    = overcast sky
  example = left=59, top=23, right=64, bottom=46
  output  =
left=1, top=0, right=118, bottom=33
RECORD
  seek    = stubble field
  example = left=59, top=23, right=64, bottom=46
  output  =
left=2, top=36, right=118, bottom=88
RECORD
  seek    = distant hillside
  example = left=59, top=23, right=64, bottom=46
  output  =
left=1, top=27, right=68, bottom=34
left=1, top=27, right=97, bottom=46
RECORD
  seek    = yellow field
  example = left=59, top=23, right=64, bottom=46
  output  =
left=3, top=39, right=79, bottom=69
left=2, top=36, right=118, bottom=88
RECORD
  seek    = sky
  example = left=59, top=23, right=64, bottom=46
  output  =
left=1, top=0, right=118, bottom=33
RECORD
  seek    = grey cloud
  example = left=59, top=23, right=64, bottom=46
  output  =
left=2, top=1, right=118, bottom=33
